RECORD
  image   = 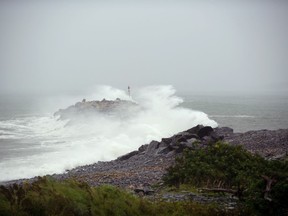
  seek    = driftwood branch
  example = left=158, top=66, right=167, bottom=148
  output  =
left=261, top=175, right=277, bottom=202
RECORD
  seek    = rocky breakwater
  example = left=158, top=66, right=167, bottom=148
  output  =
left=58, top=125, right=232, bottom=187
left=57, top=125, right=288, bottom=190
left=54, top=98, right=139, bottom=120
left=3, top=125, right=288, bottom=205
left=5, top=125, right=287, bottom=189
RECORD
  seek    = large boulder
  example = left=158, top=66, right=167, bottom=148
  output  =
left=117, top=150, right=139, bottom=161
left=145, top=141, right=160, bottom=155
left=197, top=126, right=214, bottom=139
left=185, top=125, right=204, bottom=134
left=138, top=144, right=148, bottom=152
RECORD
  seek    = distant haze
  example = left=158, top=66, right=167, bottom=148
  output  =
left=0, top=0, right=287, bottom=95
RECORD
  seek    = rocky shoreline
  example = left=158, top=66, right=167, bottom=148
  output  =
left=42, top=126, right=288, bottom=189
left=2, top=125, right=287, bottom=207
left=4, top=126, right=288, bottom=190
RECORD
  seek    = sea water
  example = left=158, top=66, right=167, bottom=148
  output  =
left=0, top=86, right=287, bottom=182
left=181, top=94, right=288, bottom=133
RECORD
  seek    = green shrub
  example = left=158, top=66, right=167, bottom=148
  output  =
left=163, top=141, right=288, bottom=215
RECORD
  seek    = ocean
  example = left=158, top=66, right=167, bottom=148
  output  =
left=181, top=94, right=288, bottom=133
left=0, top=86, right=287, bottom=182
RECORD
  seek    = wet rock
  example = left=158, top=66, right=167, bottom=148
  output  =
left=161, top=137, right=173, bottom=144
left=158, top=141, right=169, bottom=148
left=138, top=144, right=148, bottom=152
left=145, top=141, right=160, bottom=155
left=201, top=136, right=215, bottom=145
left=214, top=127, right=234, bottom=138
left=186, top=138, right=198, bottom=145
left=210, top=131, right=224, bottom=142
left=185, top=125, right=204, bottom=134
left=176, top=136, right=188, bottom=142
left=158, top=146, right=174, bottom=154
left=171, top=142, right=187, bottom=153
left=166, top=150, right=176, bottom=157
left=177, top=132, right=199, bottom=140
left=198, top=126, right=214, bottom=139
left=117, top=151, right=139, bottom=161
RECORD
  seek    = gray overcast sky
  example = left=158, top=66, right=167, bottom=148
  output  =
left=0, top=0, right=287, bottom=95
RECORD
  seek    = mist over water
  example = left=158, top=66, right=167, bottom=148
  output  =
left=0, top=85, right=217, bottom=182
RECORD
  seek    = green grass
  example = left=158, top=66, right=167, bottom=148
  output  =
left=0, top=177, right=239, bottom=216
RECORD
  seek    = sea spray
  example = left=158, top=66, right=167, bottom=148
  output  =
left=0, top=85, right=217, bottom=182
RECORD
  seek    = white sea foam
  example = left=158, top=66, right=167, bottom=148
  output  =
left=0, top=85, right=217, bottom=182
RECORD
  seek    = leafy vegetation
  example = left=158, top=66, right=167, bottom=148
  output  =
left=0, top=176, right=233, bottom=216
left=163, top=142, right=288, bottom=215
